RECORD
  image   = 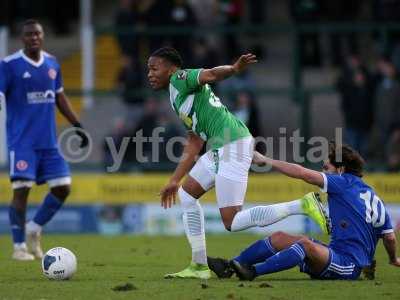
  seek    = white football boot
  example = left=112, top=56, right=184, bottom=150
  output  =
left=12, top=244, right=35, bottom=261
left=26, top=228, right=44, bottom=259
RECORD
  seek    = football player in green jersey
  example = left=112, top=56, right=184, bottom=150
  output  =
left=147, top=47, right=329, bottom=279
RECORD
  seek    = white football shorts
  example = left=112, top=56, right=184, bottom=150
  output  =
left=189, top=136, right=254, bottom=208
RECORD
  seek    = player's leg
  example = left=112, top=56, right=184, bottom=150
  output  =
left=230, top=192, right=330, bottom=234
left=214, top=174, right=329, bottom=233
left=235, top=231, right=307, bottom=265
left=164, top=154, right=214, bottom=279
left=232, top=234, right=330, bottom=281
left=26, top=149, right=71, bottom=258
left=8, top=149, right=36, bottom=260
left=212, top=137, right=329, bottom=234
left=9, top=183, right=35, bottom=260
left=208, top=231, right=306, bottom=278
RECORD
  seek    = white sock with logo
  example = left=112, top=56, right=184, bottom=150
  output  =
left=179, top=187, right=207, bottom=265
left=230, top=200, right=302, bottom=232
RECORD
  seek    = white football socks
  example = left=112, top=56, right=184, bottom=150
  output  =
left=14, top=242, right=27, bottom=251
left=230, top=200, right=302, bottom=232
left=26, top=220, right=42, bottom=234
left=179, top=188, right=207, bottom=265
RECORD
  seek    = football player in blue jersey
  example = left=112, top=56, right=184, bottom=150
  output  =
left=0, top=19, right=89, bottom=260
left=207, top=142, right=399, bottom=280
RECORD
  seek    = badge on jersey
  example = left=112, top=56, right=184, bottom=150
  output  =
left=48, top=68, right=57, bottom=80
left=16, top=160, right=28, bottom=171
left=177, top=70, right=187, bottom=80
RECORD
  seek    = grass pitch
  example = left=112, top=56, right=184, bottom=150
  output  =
left=0, top=234, right=398, bottom=300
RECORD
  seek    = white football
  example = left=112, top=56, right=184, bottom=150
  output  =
left=42, top=247, right=77, bottom=280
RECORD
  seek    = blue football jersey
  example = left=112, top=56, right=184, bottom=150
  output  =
left=0, top=49, right=63, bottom=149
left=321, top=173, right=393, bottom=267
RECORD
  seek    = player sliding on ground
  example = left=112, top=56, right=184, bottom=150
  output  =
left=147, top=47, right=330, bottom=279
left=208, top=143, right=400, bottom=281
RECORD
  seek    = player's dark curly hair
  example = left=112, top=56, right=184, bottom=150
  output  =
left=150, top=47, right=183, bottom=68
left=23, top=19, right=40, bottom=26
left=328, top=141, right=365, bottom=177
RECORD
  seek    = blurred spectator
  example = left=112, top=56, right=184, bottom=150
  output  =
left=103, top=117, right=132, bottom=172
left=336, top=55, right=374, bottom=158
left=157, top=114, right=184, bottom=164
left=248, top=0, right=267, bottom=59
left=47, top=0, right=78, bottom=35
left=373, top=0, right=400, bottom=53
left=372, top=57, right=400, bottom=164
left=218, top=69, right=256, bottom=107
left=220, top=0, right=245, bottom=61
left=190, top=38, right=220, bottom=69
left=188, top=0, right=218, bottom=27
left=391, top=42, right=400, bottom=73
left=169, top=0, right=197, bottom=63
left=142, top=0, right=173, bottom=53
left=290, top=0, right=322, bottom=67
left=127, top=97, right=183, bottom=166
left=323, top=1, right=361, bottom=66
left=0, top=0, right=10, bottom=26
left=117, top=57, right=146, bottom=107
left=114, top=0, right=138, bottom=59
left=233, top=91, right=265, bottom=153
left=387, top=123, right=400, bottom=171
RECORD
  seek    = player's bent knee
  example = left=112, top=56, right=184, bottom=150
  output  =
left=223, top=220, right=233, bottom=231
left=223, top=223, right=232, bottom=231
left=271, top=231, right=287, bottom=241
left=298, top=237, right=314, bottom=252
left=221, top=215, right=235, bottom=231
left=178, top=187, right=198, bottom=210
left=51, top=185, right=71, bottom=201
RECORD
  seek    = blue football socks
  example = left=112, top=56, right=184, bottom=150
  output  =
left=234, top=238, right=277, bottom=265
left=254, top=242, right=306, bottom=276
left=33, top=193, right=63, bottom=226
left=9, top=206, right=26, bottom=244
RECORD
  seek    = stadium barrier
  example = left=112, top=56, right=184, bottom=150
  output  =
left=0, top=173, right=400, bottom=204
left=0, top=173, right=399, bottom=235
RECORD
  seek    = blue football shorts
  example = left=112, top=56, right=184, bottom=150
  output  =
left=8, top=148, right=70, bottom=187
left=299, top=239, right=361, bottom=280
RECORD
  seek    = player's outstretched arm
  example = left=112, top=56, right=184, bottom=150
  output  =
left=56, top=92, right=80, bottom=125
left=198, top=53, right=257, bottom=85
left=383, top=232, right=400, bottom=267
left=160, top=132, right=204, bottom=209
left=56, top=92, right=89, bottom=148
left=252, top=151, right=324, bottom=188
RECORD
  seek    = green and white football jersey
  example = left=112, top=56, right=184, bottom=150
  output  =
left=169, top=69, right=251, bottom=150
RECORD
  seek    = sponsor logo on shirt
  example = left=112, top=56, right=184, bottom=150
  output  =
left=16, top=160, right=28, bottom=171
left=177, top=70, right=187, bottom=80
left=23, top=71, right=31, bottom=79
left=27, top=90, right=56, bottom=104
left=48, top=68, right=57, bottom=80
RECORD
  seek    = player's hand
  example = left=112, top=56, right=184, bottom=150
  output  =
left=252, top=151, right=267, bottom=166
left=73, top=123, right=90, bottom=148
left=233, top=53, right=258, bottom=74
left=362, top=259, right=376, bottom=280
left=160, top=180, right=179, bottom=209
left=389, top=257, right=400, bottom=267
